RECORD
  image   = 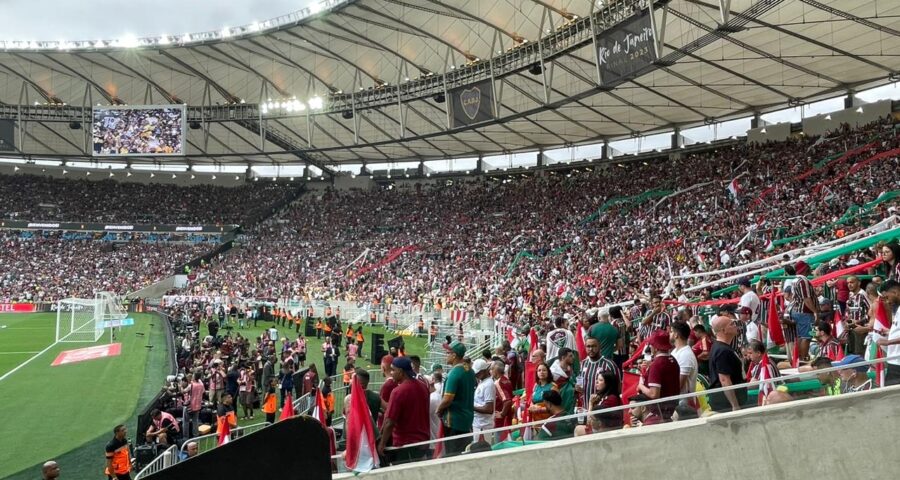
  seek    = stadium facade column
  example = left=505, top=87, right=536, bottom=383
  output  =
left=536, top=151, right=543, bottom=168
left=417, top=161, right=424, bottom=177
left=672, top=128, right=681, bottom=150
left=476, top=156, right=484, bottom=174
left=750, top=112, right=761, bottom=129
left=844, top=92, right=854, bottom=109
left=601, top=140, right=610, bottom=160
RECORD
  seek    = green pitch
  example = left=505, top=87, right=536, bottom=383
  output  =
left=0, top=312, right=167, bottom=479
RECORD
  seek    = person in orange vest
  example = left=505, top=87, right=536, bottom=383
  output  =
left=342, top=363, right=354, bottom=387
left=217, top=393, right=239, bottom=436
left=369, top=311, right=377, bottom=325
left=417, top=317, right=425, bottom=335
left=262, top=378, right=278, bottom=424
left=272, top=307, right=280, bottom=326
left=105, top=424, right=131, bottom=480
left=356, top=326, right=365, bottom=358
left=429, top=323, right=438, bottom=343
left=346, top=324, right=355, bottom=344
left=295, top=313, right=303, bottom=334
left=322, top=377, right=335, bottom=426
left=315, top=319, right=324, bottom=340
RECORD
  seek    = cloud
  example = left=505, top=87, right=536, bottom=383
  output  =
left=0, top=0, right=310, bottom=40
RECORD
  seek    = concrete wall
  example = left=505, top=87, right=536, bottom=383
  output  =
left=339, top=386, right=900, bottom=480
left=747, top=122, right=792, bottom=144
left=126, top=275, right=176, bottom=300
left=803, top=99, right=892, bottom=137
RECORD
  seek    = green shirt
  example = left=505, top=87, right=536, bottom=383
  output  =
left=442, top=364, right=476, bottom=432
left=558, top=377, right=576, bottom=415
left=587, top=322, right=619, bottom=359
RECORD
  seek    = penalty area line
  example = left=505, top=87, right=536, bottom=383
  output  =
left=0, top=340, right=59, bottom=383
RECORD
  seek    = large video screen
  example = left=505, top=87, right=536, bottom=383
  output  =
left=92, top=105, right=186, bottom=156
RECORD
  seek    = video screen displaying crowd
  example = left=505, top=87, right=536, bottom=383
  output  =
left=0, top=174, right=301, bottom=224
left=92, top=108, right=184, bottom=155
left=0, top=231, right=211, bottom=302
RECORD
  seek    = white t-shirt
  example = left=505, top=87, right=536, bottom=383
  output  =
left=429, top=383, right=443, bottom=440
left=671, top=345, right=698, bottom=394
left=472, top=377, right=496, bottom=430
left=887, top=306, right=900, bottom=366
left=739, top=290, right=762, bottom=323
left=746, top=321, right=762, bottom=344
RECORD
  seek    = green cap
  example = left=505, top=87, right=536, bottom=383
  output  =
left=449, top=341, right=467, bottom=358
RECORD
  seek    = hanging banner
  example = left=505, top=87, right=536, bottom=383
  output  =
left=449, top=79, right=495, bottom=128
left=597, top=11, right=657, bottom=87
left=0, top=120, right=14, bottom=151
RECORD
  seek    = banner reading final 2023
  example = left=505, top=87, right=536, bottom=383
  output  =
left=597, top=11, right=658, bottom=87
left=449, top=79, right=496, bottom=129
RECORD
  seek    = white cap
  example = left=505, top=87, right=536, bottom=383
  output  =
left=847, top=259, right=860, bottom=266
left=472, top=358, right=490, bottom=374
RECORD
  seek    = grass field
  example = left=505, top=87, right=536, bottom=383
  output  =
left=0, top=312, right=167, bottom=479
left=214, top=321, right=428, bottom=427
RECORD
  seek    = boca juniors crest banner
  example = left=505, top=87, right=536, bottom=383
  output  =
left=450, top=79, right=496, bottom=128
left=597, top=11, right=658, bottom=87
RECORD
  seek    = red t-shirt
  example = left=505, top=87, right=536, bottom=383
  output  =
left=646, top=353, right=680, bottom=420
left=378, top=378, right=398, bottom=428
left=385, top=378, right=431, bottom=446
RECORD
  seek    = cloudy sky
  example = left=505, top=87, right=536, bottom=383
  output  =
left=0, top=0, right=311, bottom=40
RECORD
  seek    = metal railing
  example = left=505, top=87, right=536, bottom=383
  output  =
left=178, top=422, right=271, bottom=457
left=134, top=445, right=179, bottom=480
left=329, top=354, right=900, bottom=470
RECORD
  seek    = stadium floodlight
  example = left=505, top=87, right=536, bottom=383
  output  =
left=235, top=176, right=240, bottom=180
left=126, top=172, right=132, bottom=177
left=856, top=107, right=864, bottom=113
left=85, top=171, right=91, bottom=176
left=825, top=114, right=832, bottom=120
left=150, top=173, right=155, bottom=178
left=211, top=175, right=216, bottom=180
left=119, top=34, right=139, bottom=48
left=309, top=96, right=324, bottom=110
left=221, top=27, right=232, bottom=38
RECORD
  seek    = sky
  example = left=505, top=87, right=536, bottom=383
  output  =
left=0, top=0, right=310, bottom=41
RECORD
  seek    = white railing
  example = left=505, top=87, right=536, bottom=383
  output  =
left=134, top=445, right=179, bottom=480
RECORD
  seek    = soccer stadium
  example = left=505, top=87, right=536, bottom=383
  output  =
left=1, top=0, right=900, bottom=478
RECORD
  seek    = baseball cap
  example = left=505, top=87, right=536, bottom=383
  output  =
left=449, top=341, right=467, bottom=358
left=794, top=261, right=811, bottom=275
left=471, top=358, right=490, bottom=375
left=847, top=258, right=860, bottom=266
left=738, top=306, right=753, bottom=316
left=391, top=357, right=416, bottom=378
left=833, top=354, right=868, bottom=373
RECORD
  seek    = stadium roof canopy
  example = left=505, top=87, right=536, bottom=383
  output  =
left=1, top=0, right=899, bottom=172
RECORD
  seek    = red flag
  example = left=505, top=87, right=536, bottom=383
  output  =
left=217, top=418, right=231, bottom=446
left=622, top=371, right=641, bottom=425
left=279, top=392, right=295, bottom=421
left=757, top=353, right=774, bottom=406
left=791, top=342, right=800, bottom=369
left=312, top=389, right=328, bottom=426
left=767, top=290, right=785, bottom=346
left=506, top=327, right=515, bottom=344
left=528, top=328, right=539, bottom=356
left=575, top=323, right=587, bottom=361
left=833, top=307, right=846, bottom=346
left=874, top=299, right=891, bottom=386
left=343, top=375, right=379, bottom=472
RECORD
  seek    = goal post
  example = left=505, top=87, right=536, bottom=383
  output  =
left=55, top=293, right=127, bottom=343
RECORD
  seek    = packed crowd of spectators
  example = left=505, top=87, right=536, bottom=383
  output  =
left=0, top=231, right=211, bottom=302
left=0, top=174, right=301, bottom=224
left=93, top=108, right=184, bottom=155
left=185, top=118, right=900, bottom=323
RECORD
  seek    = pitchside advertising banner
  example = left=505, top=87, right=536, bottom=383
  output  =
left=0, top=303, right=38, bottom=313
left=449, top=79, right=496, bottom=129
left=0, top=220, right=238, bottom=233
left=597, top=11, right=658, bottom=87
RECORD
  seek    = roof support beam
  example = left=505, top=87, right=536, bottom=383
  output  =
left=799, top=0, right=900, bottom=38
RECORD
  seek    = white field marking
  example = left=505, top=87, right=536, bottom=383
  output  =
left=0, top=339, right=59, bottom=382
left=0, top=351, right=40, bottom=354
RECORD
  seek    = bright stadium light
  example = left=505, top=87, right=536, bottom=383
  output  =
left=221, top=27, right=232, bottom=38
left=250, top=21, right=261, bottom=32
left=310, top=2, right=323, bottom=14
left=211, top=175, right=217, bottom=180
left=159, top=35, right=170, bottom=45
left=309, top=96, right=324, bottom=110
left=119, top=34, right=139, bottom=48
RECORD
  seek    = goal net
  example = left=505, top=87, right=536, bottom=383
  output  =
left=56, top=292, right=127, bottom=343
